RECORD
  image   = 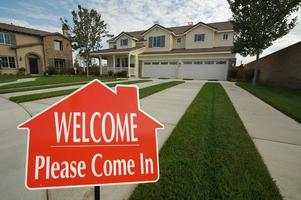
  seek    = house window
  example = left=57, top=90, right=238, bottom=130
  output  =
left=223, top=33, right=228, bottom=40
left=216, top=61, right=227, bottom=64
left=160, top=62, right=168, bottom=65
left=183, top=61, right=193, bottom=64
left=120, top=39, right=128, bottom=46
left=152, top=62, right=159, bottom=65
left=194, top=61, right=203, bottom=64
left=176, top=37, right=181, bottom=43
left=116, top=58, right=120, bottom=67
left=0, top=32, right=16, bottom=45
left=204, top=61, right=214, bottom=64
left=149, top=36, right=165, bottom=48
left=54, top=40, right=63, bottom=51
left=121, top=58, right=128, bottom=67
left=54, top=59, right=65, bottom=68
left=194, top=34, right=205, bottom=42
left=0, top=56, right=16, bottom=68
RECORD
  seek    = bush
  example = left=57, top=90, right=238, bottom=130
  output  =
left=228, top=67, right=238, bottom=79
left=108, top=70, right=114, bottom=77
left=45, top=66, right=58, bottom=75
left=18, top=67, right=26, bottom=75
left=114, top=70, right=128, bottom=78
left=88, top=65, right=100, bottom=76
left=244, top=68, right=254, bottom=81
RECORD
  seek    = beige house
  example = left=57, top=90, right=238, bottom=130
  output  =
left=0, top=22, right=72, bottom=75
left=92, top=21, right=236, bottom=80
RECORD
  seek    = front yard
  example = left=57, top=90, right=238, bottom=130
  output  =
left=237, top=82, right=301, bottom=123
left=130, top=83, right=281, bottom=199
left=0, top=75, right=118, bottom=93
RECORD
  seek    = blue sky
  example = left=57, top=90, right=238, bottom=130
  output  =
left=0, top=0, right=300, bottom=64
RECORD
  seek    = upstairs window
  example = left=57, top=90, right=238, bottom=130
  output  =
left=0, top=32, right=16, bottom=45
left=223, top=33, right=228, bottom=40
left=120, top=39, right=128, bottom=46
left=176, top=37, right=181, bottom=43
left=54, top=40, right=63, bottom=51
left=194, top=34, right=205, bottom=42
left=149, top=36, right=165, bottom=48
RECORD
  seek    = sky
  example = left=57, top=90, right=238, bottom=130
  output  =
left=0, top=0, right=300, bottom=65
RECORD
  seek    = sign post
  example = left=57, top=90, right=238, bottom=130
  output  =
left=18, top=80, right=163, bottom=191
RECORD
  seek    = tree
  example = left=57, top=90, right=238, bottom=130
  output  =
left=227, top=0, right=301, bottom=85
left=61, top=5, right=112, bottom=76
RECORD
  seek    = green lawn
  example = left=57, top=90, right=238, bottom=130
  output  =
left=130, top=83, right=281, bottom=200
left=0, top=75, right=33, bottom=83
left=237, top=82, right=301, bottom=123
left=139, top=81, right=184, bottom=98
left=0, top=75, right=118, bottom=93
left=9, top=79, right=158, bottom=103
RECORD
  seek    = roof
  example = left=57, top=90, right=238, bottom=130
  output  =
left=140, top=46, right=233, bottom=55
left=0, top=22, right=68, bottom=39
left=92, top=46, right=145, bottom=54
left=109, top=21, right=233, bottom=42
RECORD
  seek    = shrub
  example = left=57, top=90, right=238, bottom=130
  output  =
left=46, top=66, right=58, bottom=75
left=108, top=70, right=114, bottom=77
left=228, top=67, right=238, bottom=79
left=244, top=68, right=254, bottom=81
left=18, top=67, right=26, bottom=75
left=115, top=70, right=128, bottom=78
left=88, top=65, right=100, bottom=76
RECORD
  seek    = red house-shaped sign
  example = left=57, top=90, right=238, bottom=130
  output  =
left=19, top=80, right=163, bottom=189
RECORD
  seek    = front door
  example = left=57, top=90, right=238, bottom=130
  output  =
left=29, top=58, right=39, bottom=74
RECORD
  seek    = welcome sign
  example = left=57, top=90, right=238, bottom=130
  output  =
left=19, top=80, right=163, bottom=189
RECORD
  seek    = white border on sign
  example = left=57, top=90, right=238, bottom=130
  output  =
left=18, top=79, right=164, bottom=190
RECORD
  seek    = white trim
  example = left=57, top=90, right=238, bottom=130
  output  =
left=183, top=22, right=218, bottom=35
left=141, top=24, right=175, bottom=36
left=139, top=51, right=232, bottom=57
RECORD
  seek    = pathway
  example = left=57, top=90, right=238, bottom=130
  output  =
left=221, top=81, right=301, bottom=200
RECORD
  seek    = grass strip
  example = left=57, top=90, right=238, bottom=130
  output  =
left=0, top=77, right=119, bottom=94
left=130, top=83, right=282, bottom=200
left=0, top=75, right=34, bottom=83
left=9, top=80, right=152, bottom=103
left=237, top=82, right=301, bottom=123
left=139, top=81, right=184, bottom=98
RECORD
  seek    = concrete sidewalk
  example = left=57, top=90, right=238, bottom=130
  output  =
left=221, top=82, right=301, bottom=200
left=0, top=77, right=36, bottom=87
left=19, top=80, right=204, bottom=200
left=0, top=78, right=149, bottom=99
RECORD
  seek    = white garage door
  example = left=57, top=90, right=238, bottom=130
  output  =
left=143, top=61, right=178, bottom=78
left=183, top=60, right=228, bottom=80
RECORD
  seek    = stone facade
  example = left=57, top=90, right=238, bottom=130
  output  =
left=244, top=42, right=301, bottom=88
left=43, top=35, right=73, bottom=69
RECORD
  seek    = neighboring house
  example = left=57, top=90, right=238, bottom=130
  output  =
left=92, top=21, right=236, bottom=80
left=0, top=22, right=73, bottom=75
left=244, top=41, right=301, bottom=88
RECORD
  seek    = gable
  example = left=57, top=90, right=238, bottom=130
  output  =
left=141, top=24, right=174, bottom=36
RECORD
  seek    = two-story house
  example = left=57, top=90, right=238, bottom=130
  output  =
left=92, top=20, right=236, bottom=80
left=0, top=22, right=73, bottom=75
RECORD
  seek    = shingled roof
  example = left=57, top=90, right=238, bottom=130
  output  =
left=0, top=22, right=68, bottom=39
left=110, top=21, right=233, bottom=42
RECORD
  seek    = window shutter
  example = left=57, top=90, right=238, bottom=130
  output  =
left=203, top=34, right=205, bottom=41
left=11, top=34, right=16, bottom=45
left=161, top=36, right=165, bottom=47
left=194, top=34, right=197, bottom=41
left=120, top=40, right=123, bottom=46
left=149, top=37, right=153, bottom=48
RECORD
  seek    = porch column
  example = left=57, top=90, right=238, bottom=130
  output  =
left=134, top=54, right=139, bottom=77
left=98, top=55, right=102, bottom=76
left=112, top=55, right=116, bottom=73
left=128, top=54, right=131, bottom=78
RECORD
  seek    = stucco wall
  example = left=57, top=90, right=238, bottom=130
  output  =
left=144, top=27, right=173, bottom=52
left=214, top=32, right=234, bottom=47
left=244, top=42, right=301, bottom=88
left=116, top=35, right=135, bottom=49
left=185, top=25, right=215, bottom=49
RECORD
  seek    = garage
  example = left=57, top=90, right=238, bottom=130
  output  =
left=183, top=60, right=228, bottom=80
left=142, top=61, right=178, bottom=78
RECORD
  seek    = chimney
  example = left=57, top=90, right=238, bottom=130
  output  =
left=62, top=24, right=69, bottom=38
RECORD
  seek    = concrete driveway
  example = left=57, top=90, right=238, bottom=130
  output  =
left=0, top=79, right=204, bottom=200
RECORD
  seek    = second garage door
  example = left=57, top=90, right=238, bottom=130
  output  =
left=143, top=61, right=178, bottom=78
left=183, top=60, right=228, bottom=80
